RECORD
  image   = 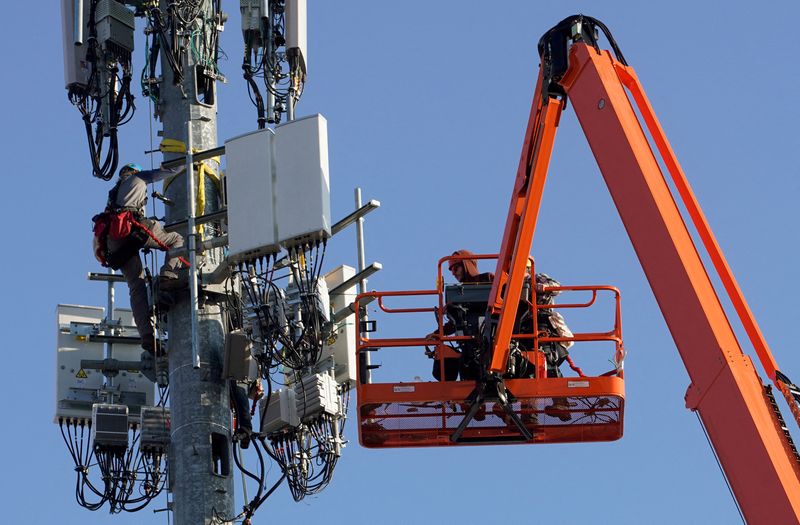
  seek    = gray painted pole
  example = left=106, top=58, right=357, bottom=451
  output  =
left=106, top=267, right=114, bottom=391
left=158, top=1, right=233, bottom=522
left=355, top=188, right=372, bottom=383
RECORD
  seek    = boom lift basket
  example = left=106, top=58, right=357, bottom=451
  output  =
left=356, top=255, right=626, bottom=448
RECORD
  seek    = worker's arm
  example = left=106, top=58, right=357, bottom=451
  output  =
left=138, top=165, right=186, bottom=184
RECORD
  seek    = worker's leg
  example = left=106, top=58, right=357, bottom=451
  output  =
left=118, top=251, right=155, bottom=351
left=142, top=219, right=185, bottom=277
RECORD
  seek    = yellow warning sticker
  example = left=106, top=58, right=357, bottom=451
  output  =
left=75, top=369, right=88, bottom=379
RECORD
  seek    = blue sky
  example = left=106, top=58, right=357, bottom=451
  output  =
left=3, top=1, right=800, bottom=523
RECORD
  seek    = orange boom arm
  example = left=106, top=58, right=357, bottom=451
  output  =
left=485, top=15, right=800, bottom=523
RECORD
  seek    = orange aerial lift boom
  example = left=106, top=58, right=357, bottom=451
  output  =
left=355, top=15, right=800, bottom=523
left=483, top=15, right=800, bottom=523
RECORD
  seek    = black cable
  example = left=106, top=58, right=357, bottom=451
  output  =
left=695, top=412, right=746, bottom=524
left=148, top=6, right=183, bottom=84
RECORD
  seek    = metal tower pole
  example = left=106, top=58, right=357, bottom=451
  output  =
left=355, top=187, right=372, bottom=383
left=158, top=1, right=233, bottom=522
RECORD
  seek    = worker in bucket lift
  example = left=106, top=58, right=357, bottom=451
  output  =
left=94, top=162, right=187, bottom=357
left=426, top=250, right=494, bottom=381
left=447, top=249, right=494, bottom=285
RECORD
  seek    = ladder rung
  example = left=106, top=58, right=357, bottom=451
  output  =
left=87, top=272, right=126, bottom=283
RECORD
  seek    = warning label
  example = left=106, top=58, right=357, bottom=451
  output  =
left=75, top=369, right=88, bottom=379
left=567, top=380, right=590, bottom=388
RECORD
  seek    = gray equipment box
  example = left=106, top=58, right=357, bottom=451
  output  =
left=260, top=388, right=300, bottom=435
left=55, top=304, right=154, bottom=423
left=295, top=373, right=339, bottom=421
left=92, top=403, right=129, bottom=450
left=240, top=0, right=266, bottom=48
left=140, top=406, right=171, bottom=453
left=55, top=305, right=105, bottom=422
left=223, top=330, right=257, bottom=381
left=95, top=0, right=135, bottom=53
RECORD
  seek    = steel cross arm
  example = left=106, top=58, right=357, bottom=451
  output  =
left=161, top=145, right=226, bottom=170
left=329, top=262, right=382, bottom=297
left=164, top=208, right=228, bottom=232
left=331, top=199, right=381, bottom=235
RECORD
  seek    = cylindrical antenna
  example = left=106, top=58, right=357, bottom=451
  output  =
left=73, top=0, right=84, bottom=45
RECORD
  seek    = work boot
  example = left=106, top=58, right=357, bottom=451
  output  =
left=544, top=397, right=573, bottom=422
left=141, top=337, right=162, bottom=356
left=472, top=403, right=487, bottom=422
left=158, top=270, right=187, bottom=291
left=140, top=351, right=156, bottom=383
left=491, top=403, right=514, bottom=426
left=521, top=401, right=539, bottom=425
left=156, top=288, right=176, bottom=312
left=155, top=356, right=169, bottom=387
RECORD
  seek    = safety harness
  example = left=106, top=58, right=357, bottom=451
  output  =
left=92, top=181, right=145, bottom=269
left=92, top=181, right=189, bottom=270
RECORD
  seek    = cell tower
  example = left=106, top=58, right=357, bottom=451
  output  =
left=57, top=1, right=379, bottom=522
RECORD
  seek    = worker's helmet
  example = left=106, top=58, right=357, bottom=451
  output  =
left=119, top=163, right=142, bottom=178
left=449, top=249, right=474, bottom=270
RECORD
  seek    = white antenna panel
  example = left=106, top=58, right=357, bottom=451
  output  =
left=225, top=114, right=331, bottom=263
left=285, top=0, right=307, bottom=74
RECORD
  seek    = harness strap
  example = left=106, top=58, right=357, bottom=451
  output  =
left=129, top=218, right=190, bottom=267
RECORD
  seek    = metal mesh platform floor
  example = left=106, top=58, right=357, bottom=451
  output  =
left=358, top=377, right=625, bottom=448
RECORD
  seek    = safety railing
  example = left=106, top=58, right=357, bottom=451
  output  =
left=353, top=254, right=626, bottom=448
left=356, top=254, right=624, bottom=383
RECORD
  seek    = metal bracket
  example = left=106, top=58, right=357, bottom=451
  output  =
left=80, top=357, right=144, bottom=376
left=331, top=296, right=376, bottom=325
left=329, top=262, right=382, bottom=297
left=331, top=200, right=381, bottom=236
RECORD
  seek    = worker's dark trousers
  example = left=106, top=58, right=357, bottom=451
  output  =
left=108, top=219, right=184, bottom=350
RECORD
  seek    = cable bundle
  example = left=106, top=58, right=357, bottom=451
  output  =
left=242, top=0, right=305, bottom=127
left=58, top=419, right=166, bottom=513
left=233, top=241, right=328, bottom=375
left=68, top=0, right=136, bottom=180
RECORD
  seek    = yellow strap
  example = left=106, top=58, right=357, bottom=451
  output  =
left=157, top=140, right=223, bottom=246
left=159, top=138, right=186, bottom=153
